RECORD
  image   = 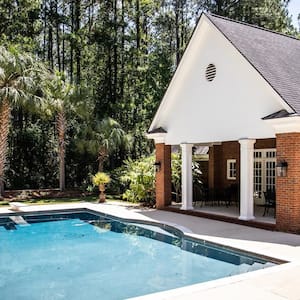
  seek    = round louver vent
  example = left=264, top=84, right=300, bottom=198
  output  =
left=205, top=63, right=216, bottom=82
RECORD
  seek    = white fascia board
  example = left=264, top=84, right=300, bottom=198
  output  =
left=149, top=14, right=294, bottom=134
left=146, top=132, right=167, bottom=144
left=148, top=15, right=208, bottom=132
left=264, top=116, right=300, bottom=133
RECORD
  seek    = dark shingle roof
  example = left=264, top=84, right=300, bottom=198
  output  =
left=262, top=109, right=298, bottom=120
left=206, top=14, right=300, bottom=113
left=147, top=127, right=167, bottom=134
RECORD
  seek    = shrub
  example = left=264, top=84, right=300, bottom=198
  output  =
left=120, top=153, right=203, bottom=205
left=120, top=156, right=155, bottom=204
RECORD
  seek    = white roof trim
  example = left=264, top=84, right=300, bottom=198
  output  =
left=149, top=13, right=293, bottom=134
left=146, top=132, right=167, bottom=144
left=264, top=116, right=300, bottom=133
left=149, top=15, right=208, bottom=132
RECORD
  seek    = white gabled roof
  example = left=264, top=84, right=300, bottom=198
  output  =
left=148, top=13, right=293, bottom=145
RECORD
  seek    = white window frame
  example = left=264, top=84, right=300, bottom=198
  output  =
left=227, top=159, right=237, bottom=180
left=253, top=149, right=276, bottom=199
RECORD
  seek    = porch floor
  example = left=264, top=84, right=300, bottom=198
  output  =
left=170, top=202, right=276, bottom=225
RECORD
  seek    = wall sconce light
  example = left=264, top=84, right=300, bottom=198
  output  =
left=276, top=160, right=288, bottom=177
left=154, top=161, right=161, bottom=172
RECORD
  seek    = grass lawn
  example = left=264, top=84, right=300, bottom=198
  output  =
left=0, top=195, right=134, bottom=207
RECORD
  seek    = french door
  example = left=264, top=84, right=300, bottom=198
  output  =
left=253, top=149, right=276, bottom=203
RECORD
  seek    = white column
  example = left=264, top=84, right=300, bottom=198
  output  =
left=239, top=139, right=256, bottom=220
left=181, top=143, right=194, bottom=210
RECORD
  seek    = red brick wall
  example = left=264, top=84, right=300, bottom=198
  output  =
left=276, top=133, right=300, bottom=233
left=209, top=142, right=240, bottom=190
left=255, top=138, right=276, bottom=149
left=155, top=143, right=172, bottom=209
left=220, top=141, right=240, bottom=189
left=208, top=138, right=275, bottom=190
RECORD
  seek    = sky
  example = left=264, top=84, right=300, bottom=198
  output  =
left=288, top=0, right=300, bottom=28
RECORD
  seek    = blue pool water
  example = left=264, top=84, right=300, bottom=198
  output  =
left=0, top=211, right=275, bottom=299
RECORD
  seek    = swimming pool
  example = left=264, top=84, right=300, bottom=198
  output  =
left=0, top=210, right=276, bottom=299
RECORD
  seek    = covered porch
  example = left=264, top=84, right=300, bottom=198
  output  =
left=148, top=127, right=300, bottom=233
left=146, top=12, right=300, bottom=233
left=153, top=136, right=277, bottom=228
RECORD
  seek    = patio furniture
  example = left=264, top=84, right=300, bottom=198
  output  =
left=225, top=184, right=239, bottom=207
left=263, top=189, right=276, bottom=217
left=193, top=184, right=208, bottom=207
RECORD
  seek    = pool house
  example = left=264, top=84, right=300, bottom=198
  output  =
left=147, top=13, right=300, bottom=233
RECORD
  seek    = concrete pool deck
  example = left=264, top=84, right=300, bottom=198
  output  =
left=1, top=202, right=300, bottom=300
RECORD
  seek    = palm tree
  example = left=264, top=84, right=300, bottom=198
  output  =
left=77, top=117, right=132, bottom=172
left=45, top=71, right=73, bottom=191
left=0, top=45, right=47, bottom=196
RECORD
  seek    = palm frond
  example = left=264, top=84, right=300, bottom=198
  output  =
left=0, top=45, right=50, bottom=114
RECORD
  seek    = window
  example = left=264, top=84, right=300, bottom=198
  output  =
left=253, top=149, right=276, bottom=199
left=227, top=159, right=237, bottom=180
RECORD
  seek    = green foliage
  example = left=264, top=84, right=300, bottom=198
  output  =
left=0, top=45, right=48, bottom=112
left=76, top=117, right=132, bottom=172
left=121, top=156, right=155, bottom=204
left=120, top=153, right=203, bottom=204
left=92, top=172, right=111, bottom=186
left=7, top=118, right=57, bottom=189
left=171, top=152, right=203, bottom=200
left=44, top=71, right=74, bottom=114
left=0, top=0, right=298, bottom=191
left=203, top=0, right=295, bottom=34
left=0, top=0, right=41, bottom=50
left=171, top=153, right=182, bottom=198
left=0, top=45, right=50, bottom=194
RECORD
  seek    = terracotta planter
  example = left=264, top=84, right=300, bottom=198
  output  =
left=98, top=184, right=106, bottom=203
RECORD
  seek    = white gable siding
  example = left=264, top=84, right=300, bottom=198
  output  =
left=149, top=15, right=291, bottom=145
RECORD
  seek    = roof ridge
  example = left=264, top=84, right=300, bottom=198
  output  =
left=205, top=12, right=300, bottom=42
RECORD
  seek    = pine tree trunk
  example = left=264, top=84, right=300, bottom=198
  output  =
left=0, top=99, right=11, bottom=197
left=43, top=0, right=47, bottom=60
left=62, top=0, right=66, bottom=71
left=175, top=0, right=180, bottom=66
left=113, top=0, right=118, bottom=104
left=136, top=0, right=140, bottom=64
left=120, top=0, right=125, bottom=106
left=48, top=25, right=54, bottom=69
left=57, top=110, right=66, bottom=191
left=70, top=1, right=74, bottom=83
left=75, top=0, right=81, bottom=84
left=56, top=0, right=61, bottom=71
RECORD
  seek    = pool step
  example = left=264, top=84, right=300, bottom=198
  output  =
left=9, top=216, right=29, bottom=226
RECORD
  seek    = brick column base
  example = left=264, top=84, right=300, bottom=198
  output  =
left=276, top=133, right=300, bottom=233
left=155, top=143, right=171, bottom=209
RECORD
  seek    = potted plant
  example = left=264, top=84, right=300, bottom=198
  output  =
left=92, top=172, right=111, bottom=203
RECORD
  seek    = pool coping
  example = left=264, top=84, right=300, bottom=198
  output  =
left=0, top=202, right=299, bottom=300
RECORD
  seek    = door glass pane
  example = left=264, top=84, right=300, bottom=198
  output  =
left=266, top=161, right=276, bottom=191
left=254, top=161, right=262, bottom=198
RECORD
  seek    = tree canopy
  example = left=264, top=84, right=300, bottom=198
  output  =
left=0, top=0, right=297, bottom=190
